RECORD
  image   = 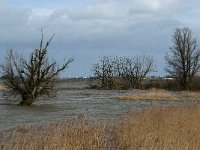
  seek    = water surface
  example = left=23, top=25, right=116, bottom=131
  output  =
left=0, top=81, right=180, bottom=131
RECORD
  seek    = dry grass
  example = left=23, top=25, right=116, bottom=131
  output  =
left=2, top=117, right=108, bottom=150
left=1, top=104, right=200, bottom=150
left=113, top=105, right=200, bottom=150
left=179, top=91, right=200, bottom=100
left=117, top=89, right=200, bottom=101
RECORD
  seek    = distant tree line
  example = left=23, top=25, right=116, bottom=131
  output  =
left=92, top=56, right=154, bottom=89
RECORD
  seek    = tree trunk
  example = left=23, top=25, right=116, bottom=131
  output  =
left=20, top=94, right=35, bottom=106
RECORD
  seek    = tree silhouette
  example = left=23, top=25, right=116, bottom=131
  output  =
left=165, top=27, right=200, bottom=90
left=1, top=33, right=74, bottom=105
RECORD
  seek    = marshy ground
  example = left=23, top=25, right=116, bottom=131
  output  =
left=1, top=104, right=200, bottom=150
left=0, top=81, right=200, bottom=149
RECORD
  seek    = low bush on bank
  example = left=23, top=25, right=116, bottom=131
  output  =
left=2, top=104, right=200, bottom=150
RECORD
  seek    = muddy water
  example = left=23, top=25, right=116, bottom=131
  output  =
left=0, top=81, right=175, bottom=131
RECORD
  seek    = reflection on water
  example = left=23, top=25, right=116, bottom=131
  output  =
left=0, top=81, right=181, bottom=131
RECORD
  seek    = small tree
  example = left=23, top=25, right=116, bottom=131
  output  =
left=92, top=56, right=114, bottom=89
left=0, top=33, right=74, bottom=105
left=117, top=56, right=154, bottom=88
left=165, top=27, right=200, bottom=90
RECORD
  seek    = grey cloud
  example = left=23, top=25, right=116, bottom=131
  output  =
left=0, top=1, right=30, bottom=27
left=0, top=0, right=199, bottom=76
left=66, top=0, right=193, bottom=21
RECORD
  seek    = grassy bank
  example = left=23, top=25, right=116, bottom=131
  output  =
left=1, top=104, right=200, bottom=150
left=117, top=89, right=200, bottom=101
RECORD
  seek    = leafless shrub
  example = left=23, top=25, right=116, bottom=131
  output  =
left=92, top=56, right=154, bottom=89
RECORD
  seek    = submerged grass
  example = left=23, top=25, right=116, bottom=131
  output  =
left=1, top=104, right=200, bottom=150
left=117, top=89, right=200, bottom=101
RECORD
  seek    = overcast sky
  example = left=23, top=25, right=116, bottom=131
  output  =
left=0, top=0, right=200, bottom=77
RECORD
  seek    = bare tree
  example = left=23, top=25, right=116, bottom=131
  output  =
left=92, top=56, right=114, bottom=89
left=119, top=56, right=154, bottom=88
left=0, top=33, right=74, bottom=105
left=165, top=27, right=200, bottom=90
left=93, top=56, right=154, bottom=89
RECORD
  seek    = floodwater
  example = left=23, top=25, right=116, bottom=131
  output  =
left=0, top=80, right=179, bottom=131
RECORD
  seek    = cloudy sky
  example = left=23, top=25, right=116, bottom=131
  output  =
left=0, top=0, right=200, bottom=77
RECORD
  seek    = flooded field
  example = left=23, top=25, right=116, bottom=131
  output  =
left=0, top=81, right=179, bottom=131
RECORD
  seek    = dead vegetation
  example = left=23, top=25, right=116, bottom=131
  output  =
left=1, top=117, right=108, bottom=150
left=117, top=89, right=200, bottom=101
left=1, top=104, right=200, bottom=150
left=113, top=104, right=200, bottom=150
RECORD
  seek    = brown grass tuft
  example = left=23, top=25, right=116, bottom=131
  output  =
left=179, top=91, right=200, bottom=100
left=117, top=90, right=179, bottom=100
